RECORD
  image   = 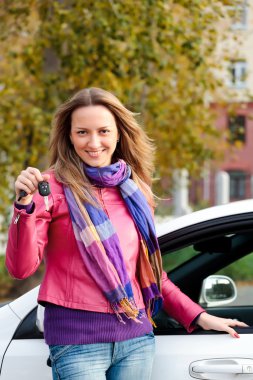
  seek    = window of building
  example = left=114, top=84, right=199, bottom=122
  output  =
left=229, top=61, right=247, bottom=88
left=228, top=115, right=246, bottom=144
left=227, top=1, right=248, bottom=30
left=227, top=170, right=247, bottom=200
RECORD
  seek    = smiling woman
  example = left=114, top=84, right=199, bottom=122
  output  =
left=5, top=87, right=248, bottom=380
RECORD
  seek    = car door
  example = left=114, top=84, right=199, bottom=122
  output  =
left=151, top=212, right=253, bottom=379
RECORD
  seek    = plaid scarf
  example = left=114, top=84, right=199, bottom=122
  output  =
left=64, top=160, right=163, bottom=324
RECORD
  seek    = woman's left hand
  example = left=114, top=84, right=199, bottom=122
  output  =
left=196, top=312, right=249, bottom=338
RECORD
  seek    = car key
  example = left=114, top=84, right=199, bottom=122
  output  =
left=18, top=190, right=28, bottom=201
left=38, top=181, right=51, bottom=211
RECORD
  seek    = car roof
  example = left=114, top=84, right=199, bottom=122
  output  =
left=156, top=199, right=253, bottom=237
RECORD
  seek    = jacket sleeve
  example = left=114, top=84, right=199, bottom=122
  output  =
left=5, top=192, right=52, bottom=280
left=161, top=270, right=205, bottom=332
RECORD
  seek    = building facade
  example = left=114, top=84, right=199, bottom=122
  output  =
left=190, top=0, right=253, bottom=207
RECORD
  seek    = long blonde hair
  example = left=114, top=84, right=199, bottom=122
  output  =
left=49, top=87, right=155, bottom=204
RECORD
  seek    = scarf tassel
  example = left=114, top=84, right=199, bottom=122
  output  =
left=111, top=298, right=143, bottom=324
left=146, top=299, right=157, bottom=328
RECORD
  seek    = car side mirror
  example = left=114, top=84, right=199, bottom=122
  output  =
left=200, top=275, right=237, bottom=307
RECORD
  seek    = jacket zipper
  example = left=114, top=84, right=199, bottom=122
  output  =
left=13, top=211, right=21, bottom=249
left=14, top=212, right=21, bottom=224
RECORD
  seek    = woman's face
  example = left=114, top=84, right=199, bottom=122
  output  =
left=70, top=105, right=119, bottom=167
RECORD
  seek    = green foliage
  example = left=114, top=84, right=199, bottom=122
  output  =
left=0, top=0, right=238, bottom=229
left=0, top=255, right=13, bottom=299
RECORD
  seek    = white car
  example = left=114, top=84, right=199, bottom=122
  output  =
left=1, top=199, right=253, bottom=379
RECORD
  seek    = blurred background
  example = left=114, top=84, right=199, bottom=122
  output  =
left=0, top=0, right=252, bottom=301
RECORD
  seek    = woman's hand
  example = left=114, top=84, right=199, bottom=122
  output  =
left=15, top=167, right=50, bottom=205
left=196, top=312, right=248, bottom=338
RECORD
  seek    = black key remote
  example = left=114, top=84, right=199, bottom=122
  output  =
left=38, top=181, right=51, bottom=196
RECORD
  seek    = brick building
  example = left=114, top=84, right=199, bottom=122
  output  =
left=190, top=1, right=253, bottom=207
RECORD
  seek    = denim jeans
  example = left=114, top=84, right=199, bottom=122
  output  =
left=49, top=332, right=155, bottom=380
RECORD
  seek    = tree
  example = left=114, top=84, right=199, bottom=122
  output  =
left=0, top=0, right=238, bottom=229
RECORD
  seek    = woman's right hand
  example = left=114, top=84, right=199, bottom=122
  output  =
left=15, top=167, right=50, bottom=205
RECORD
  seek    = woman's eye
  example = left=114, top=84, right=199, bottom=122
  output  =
left=77, top=130, right=87, bottom=135
left=100, top=129, right=110, bottom=134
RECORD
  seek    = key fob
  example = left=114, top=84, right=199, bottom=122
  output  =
left=19, top=190, right=28, bottom=199
left=38, top=181, right=51, bottom=196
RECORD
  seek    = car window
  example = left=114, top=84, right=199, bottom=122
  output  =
left=13, top=307, right=43, bottom=340
left=162, top=245, right=199, bottom=272
left=163, top=230, right=253, bottom=309
left=214, top=252, right=253, bottom=307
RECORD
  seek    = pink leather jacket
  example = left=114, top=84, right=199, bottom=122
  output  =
left=6, top=172, right=204, bottom=332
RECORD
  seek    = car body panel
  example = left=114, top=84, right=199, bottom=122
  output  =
left=152, top=334, right=253, bottom=379
left=156, top=199, right=253, bottom=237
left=0, top=288, right=48, bottom=379
left=0, top=306, right=21, bottom=374
left=8, top=287, right=39, bottom=320
left=1, top=339, right=51, bottom=379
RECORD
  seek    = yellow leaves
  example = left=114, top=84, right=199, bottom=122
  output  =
left=0, top=0, right=236, bottom=223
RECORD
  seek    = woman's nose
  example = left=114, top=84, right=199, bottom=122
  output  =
left=87, top=133, right=100, bottom=147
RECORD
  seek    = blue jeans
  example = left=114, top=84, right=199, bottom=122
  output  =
left=49, top=332, right=155, bottom=380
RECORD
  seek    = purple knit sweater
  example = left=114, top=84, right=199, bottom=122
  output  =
left=44, top=304, right=152, bottom=345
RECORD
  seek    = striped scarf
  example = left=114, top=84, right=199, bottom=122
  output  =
left=64, top=160, right=163, bottom=324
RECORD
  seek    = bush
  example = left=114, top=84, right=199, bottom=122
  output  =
left=0, top=255, right=14, bottom=300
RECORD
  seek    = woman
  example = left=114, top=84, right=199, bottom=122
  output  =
left=6, top=87, right=246, bottom=380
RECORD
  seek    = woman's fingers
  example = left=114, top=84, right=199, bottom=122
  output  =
left=43, top=173, right=50, bottom=182
left=228, top=319, right=248, bottom=327
left=23, top=167, right=44, bottom=185
left=15, top=167, right=49, bottom=202
left=222, top=319, right=249, bottom=338
left=16, top=176, right=36, bottom=194
left=226, top=327, right=240, bottom=338
left=196, top=313, right=249, bottom=338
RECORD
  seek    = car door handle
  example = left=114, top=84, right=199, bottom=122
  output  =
left=190, top=358, right=253, bottom=379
